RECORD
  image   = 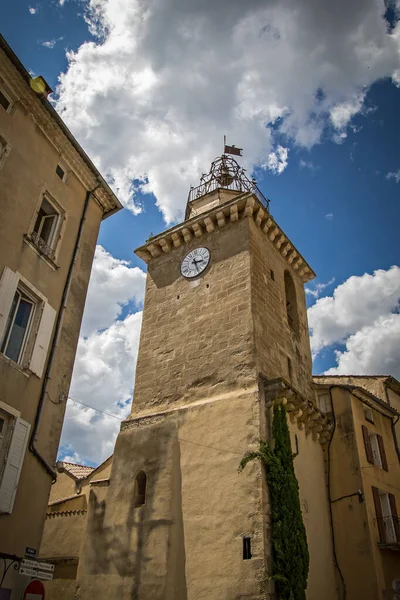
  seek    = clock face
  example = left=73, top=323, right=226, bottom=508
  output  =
left=180, top=247, right=210, bottom=279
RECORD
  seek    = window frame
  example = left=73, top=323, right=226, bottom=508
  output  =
left=0, top=88, right=12, bottom=113
left=0, top=268, right=56, bottom=377
left=364, top=406, right=374, bottom=424
left=28, top=191, right=65, bottom=263
left=1, top=287, right=36, bottom=365
left=0, top=402, right=31, bottom=515
left=362, top=425, right=388, bottom=470
left=318, top=392, right=332, bottom=414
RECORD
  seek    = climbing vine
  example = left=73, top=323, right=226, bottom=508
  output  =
left=239, top=403, right=309, bottom=600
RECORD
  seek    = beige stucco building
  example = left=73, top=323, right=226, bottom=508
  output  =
left=0, top=35, right=122, bottom=598
left=39, top=154, right=400, bottom=599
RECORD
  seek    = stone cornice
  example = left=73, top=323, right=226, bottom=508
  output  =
left=135, top=192, right=315, bottom=283
left=263, top=378, right=333, bottom=445
left=0, top=39, right=122, bottom=218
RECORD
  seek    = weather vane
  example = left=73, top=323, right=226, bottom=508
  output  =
left=223, top=135, right=243, bottom=157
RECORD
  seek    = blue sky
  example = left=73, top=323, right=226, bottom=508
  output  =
left=2, top=0, right=400, bottom=464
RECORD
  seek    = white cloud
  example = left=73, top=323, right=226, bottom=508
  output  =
left=330, top=93, right=365, bottom=131
left=60, top=312, right=143, bottom=464
left=53, top=0, right=400, bottom=223
left=308, top=266, right=400, bottom=356
left=325, top=213, right=333, bottom=220
left=326, top=313, right=400, bottom=379
left=29, top=6, right=38, bottom=14
left=58, top=246, right=146, bottom=465
left=265, top=145, right=289, bottom=175
left=386, top=169, right=400, bottom=183
left=42, top=37, right=64, bottom=49
left=80, top=245, right=146, bottom=337
left=305, top=277, right=335, bottom=299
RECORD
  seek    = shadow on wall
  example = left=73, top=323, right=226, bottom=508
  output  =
left=80, top=423, right=188, bottom=600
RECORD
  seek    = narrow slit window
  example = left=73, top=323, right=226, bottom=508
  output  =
left=284, top=271, right=299, bottom=335
left=0, top=90, right=10, bottom=111
left=134, top=471, right=147, bottom=507
left=243, top=537, right=252, bottom=560
left=56, top=164, right=65, bottom=181
left=364, top=407, right=374, bottom=424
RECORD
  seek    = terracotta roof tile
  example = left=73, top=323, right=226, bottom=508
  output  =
left=58, top=461, right=95, bottom=480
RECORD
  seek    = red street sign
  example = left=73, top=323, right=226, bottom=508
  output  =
left=23, top=579, right=45, bottom=600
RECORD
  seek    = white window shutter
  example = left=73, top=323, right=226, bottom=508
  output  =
left=0, top=417, right=30, bottom=514
left=0, top=267, right=19, bottom=343
left=29, top=302, right=56, bottom=378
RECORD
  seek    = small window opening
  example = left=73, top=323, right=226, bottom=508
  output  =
left=56, top=164, right=65, bottom=181
left=318, top=393, right=332, bottom=414
left=284, top=271, right=299, bottom=335
left=0, top=90, right=10, bottom=112
left=294, top=434, right=299, bottom=456
left=243, top=537, right=252, bottom=560
left=134, top=470, right=147, bottom=507
left=287, top=357, right=293, bottom=382
left=32, top=197, right=60, bottom=257
left=364, top=406, right=374, bottom=424
left=270, top=269, right=275, bottom=281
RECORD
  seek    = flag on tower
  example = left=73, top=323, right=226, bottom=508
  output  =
left=224, top=143, right=243, bottom=157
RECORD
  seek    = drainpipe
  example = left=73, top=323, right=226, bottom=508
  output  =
left=384, top=385, right=400, bottom=462
left=327, top=386, right=347, bottom=600
left=29, top=185, right=100, bottom=480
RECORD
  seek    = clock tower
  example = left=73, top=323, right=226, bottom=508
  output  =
left=75, top=155, right=338, bottom=600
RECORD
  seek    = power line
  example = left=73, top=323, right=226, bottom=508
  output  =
left=67, top=396, right=243, bottom=456
left=68, top=396, right=123, bottom=420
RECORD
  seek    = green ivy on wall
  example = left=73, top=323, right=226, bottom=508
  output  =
left=239, top=403, right=309, bottom=600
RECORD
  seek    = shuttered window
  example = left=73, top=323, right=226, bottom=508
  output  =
left=362, top=425, right=388, bottom=470
left=0, top=417, right=30, bottom=514
left=362, top=425, right=374, bottom=464
left=372, top=486, right=400, bottom=544
left=0, top=267, right=56, bottom=377
left=29, top=302, right=56, bottom=378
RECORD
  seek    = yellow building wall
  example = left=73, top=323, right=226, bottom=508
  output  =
left=0, top=42, right=119, bottom=599
left=352, top=394, right=400, bottom=596
left=49, top=472, right=79, bottom=503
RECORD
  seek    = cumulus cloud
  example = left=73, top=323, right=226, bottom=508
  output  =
left=58, top=246, right=146, bottom=464
left=308, top=266, right=400, bottom=364
left=81, top=245, right=146, bottom=336
left=386, top=169, right=400, bottom=182
left=325, top=213, right=333, bottom=220
left=53, top=0, right=400, bottom=223
left=60, top=312, right=143, bottom=464
left=29, top=6, right=38, bottom=14
left=265, top=145, right=289, bottom=175
left=326, top=313, right=400, bottom=379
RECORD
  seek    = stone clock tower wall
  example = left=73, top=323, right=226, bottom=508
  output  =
left=74, top=182, right=338, bottom=600
left=248, top=218, right=314, bottom=400
left=131, top=217, right=257, bottom=416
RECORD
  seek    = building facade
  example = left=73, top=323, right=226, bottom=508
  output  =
left=39, top=157, right=400, bottom=600
left=0, top=35, right=122, bottom=599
